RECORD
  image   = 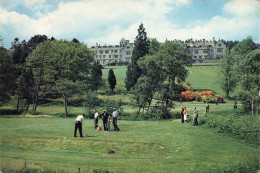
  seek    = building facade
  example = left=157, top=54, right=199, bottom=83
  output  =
left=184, top=37, right=226, bottom=63
left=91, top=38, right=134, bottom=66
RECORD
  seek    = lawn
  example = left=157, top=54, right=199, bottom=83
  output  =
left=0, top=117, right=259, bottom=172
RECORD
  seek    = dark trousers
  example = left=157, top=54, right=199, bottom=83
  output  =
left=74, top=121, right=83, bottom=137
left=107, top=119, right=110, bottom=131
left=113, top=117, right=118, bottom=131
left=181, top=114, right=184, bottom=123
left=193, top=117, right=198, bottom=126
left=94, top=118, right=98, bottom=129
left=103, top=119, right=108, bottom=131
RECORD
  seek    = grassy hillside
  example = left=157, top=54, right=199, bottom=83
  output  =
left=0, top=117, right=259, bottom=172
left=101, top=64, right=225, bottom=96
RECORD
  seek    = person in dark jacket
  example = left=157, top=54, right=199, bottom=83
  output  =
left=181, top=106, right=184, bottom=123
left=100, top=110, right=110, bottom=131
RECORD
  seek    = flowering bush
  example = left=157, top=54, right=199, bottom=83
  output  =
left=201, top=95, right=216, bottom=103
left=201, top=91, right=215, bottom=97
left=180, top=90, right=223, bottom=103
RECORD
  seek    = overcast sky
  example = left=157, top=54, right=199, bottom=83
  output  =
left=0, top=0, right=259, bottom=48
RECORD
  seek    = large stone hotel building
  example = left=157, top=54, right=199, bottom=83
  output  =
left=91, top=37, right=226, bottom=65
left=91, top=38, right=134, bottom=66
left=183, top=37, right=226, bottom=63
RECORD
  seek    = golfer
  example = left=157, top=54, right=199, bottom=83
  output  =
left=74, top=114, right=85, bottom=137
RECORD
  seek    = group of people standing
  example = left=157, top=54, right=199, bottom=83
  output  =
left=94, top=108, right=119, bottom=132
left=74, top=108, right=119, bottom=137
left=180, top=106, right=199, bottom=126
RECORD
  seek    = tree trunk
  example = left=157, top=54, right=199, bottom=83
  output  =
left=64, top=95, right=68, bottom=117
left=25, top=101, right=30, bottom=112
left=16, top=97, right=20, bottom=112
left=146, top=99, right=152, bottom=115
left=251, top=97, right=254, bottom=116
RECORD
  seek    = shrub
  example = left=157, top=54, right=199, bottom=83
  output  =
left=201, top=95, right=216, bottom=103
left=199, top=111, right=260, bottom=146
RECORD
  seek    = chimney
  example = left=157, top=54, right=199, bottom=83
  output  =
left=203, top=39, right=205, bottom=47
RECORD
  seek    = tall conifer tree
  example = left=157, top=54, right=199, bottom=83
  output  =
left=108, top=69, right=117, bottom=92
left=125, top=23, right=150, bottom=91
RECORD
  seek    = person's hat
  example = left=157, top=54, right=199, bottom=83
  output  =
left=103, top=110, right=106, bottom=112
left=113, top=108, right=116, bottom=110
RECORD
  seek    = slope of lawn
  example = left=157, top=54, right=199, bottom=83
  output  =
left=0, top=117, right=259, bottom=172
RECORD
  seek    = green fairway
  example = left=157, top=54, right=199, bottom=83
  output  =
left=0, top=117, right=259, bottom=172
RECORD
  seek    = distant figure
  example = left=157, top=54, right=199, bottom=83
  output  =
left=100, top=110, right=110, bottom=131
left=215, top=98, right=219, bottom=106
left=193, top=107, right=199, bottom=126
left=184, top=107, right=188, bottom=122
left=206, top=102, right=210, bottom=115
left=94, top=109, right=99, bottom=129
left=112, top=108, right=119, bottom=131
left=234, top=100, right=238, bottom=109
left=181, top=106, right=184, bottom=123
left=74, top=114, right=85, bottom=137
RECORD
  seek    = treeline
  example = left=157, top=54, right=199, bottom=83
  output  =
left=0, top=35, right=104, bottom=116
left=218, top=37, right=260, bottom=115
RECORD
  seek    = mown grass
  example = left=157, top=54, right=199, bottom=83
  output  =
left=0, top=117, right=259, bottom=172
left=100, top=64, right=224, bottom=95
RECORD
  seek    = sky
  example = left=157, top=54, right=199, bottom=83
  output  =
left=0, top=0, right=259, bottom=49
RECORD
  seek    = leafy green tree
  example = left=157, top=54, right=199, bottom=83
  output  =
left=231, top=37, right=259, bottom=115
left=238, top=49, right=260, bottom=115
left=149, top=38, right=160, bottom=55
left=83, top=90, right=99, bottom=116
left=27, top=40, right=94, bottom=115
left=125, top=23, right=150, bottom=91
left=218, top=48, right=237, bottom=98
left=108, top=69, right=117, bottom=92
left=0, top=47, right=16, bottom=105
left=16, top=68, right=34, bottom=112
left=134, top=41, right=192, bottom=118
left=90, top=62, right=103, bottom=91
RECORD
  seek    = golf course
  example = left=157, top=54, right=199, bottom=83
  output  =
left=0, top=64, right=259, bottom=173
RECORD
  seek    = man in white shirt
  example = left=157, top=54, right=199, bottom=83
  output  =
left=112, top=108, right=119, bottom=131
left=74, top=114, right=85, bottom=137
left=94, top=110, right=99, bottom=129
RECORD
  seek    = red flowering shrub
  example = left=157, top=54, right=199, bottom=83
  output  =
left=190, top=91, right=202, bottom=101
left=180, top=90, right=223, bottom=102
left=201, top=91, right=215, bottom=97
left=180, top=91, right=193, bottom=101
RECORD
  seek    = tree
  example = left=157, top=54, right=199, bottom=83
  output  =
left=16, top=68, right=34, bottom=112
left=108, top=69, right=117, bottom=92
left=90, top=62, right=103, bottom=91
left=238, top=49, right=260, bottom=115
left=218, top=48, right=237, bottom=98
left=83, top=90, right=99, bottom=116
left=56, top=79, right=79, bottom=117
left=231, top=37, right=259, bottom=115
left=134, top=41, right=192, bottom=118
left=27, top=40, right=94, bottom=115
left=149, top=38, right=160, bottom=55
left=125, top=23, right=150, bottom=91
left=11, top=35, right=49, bottom=112
left=0, top=47, right=16, bottom=105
